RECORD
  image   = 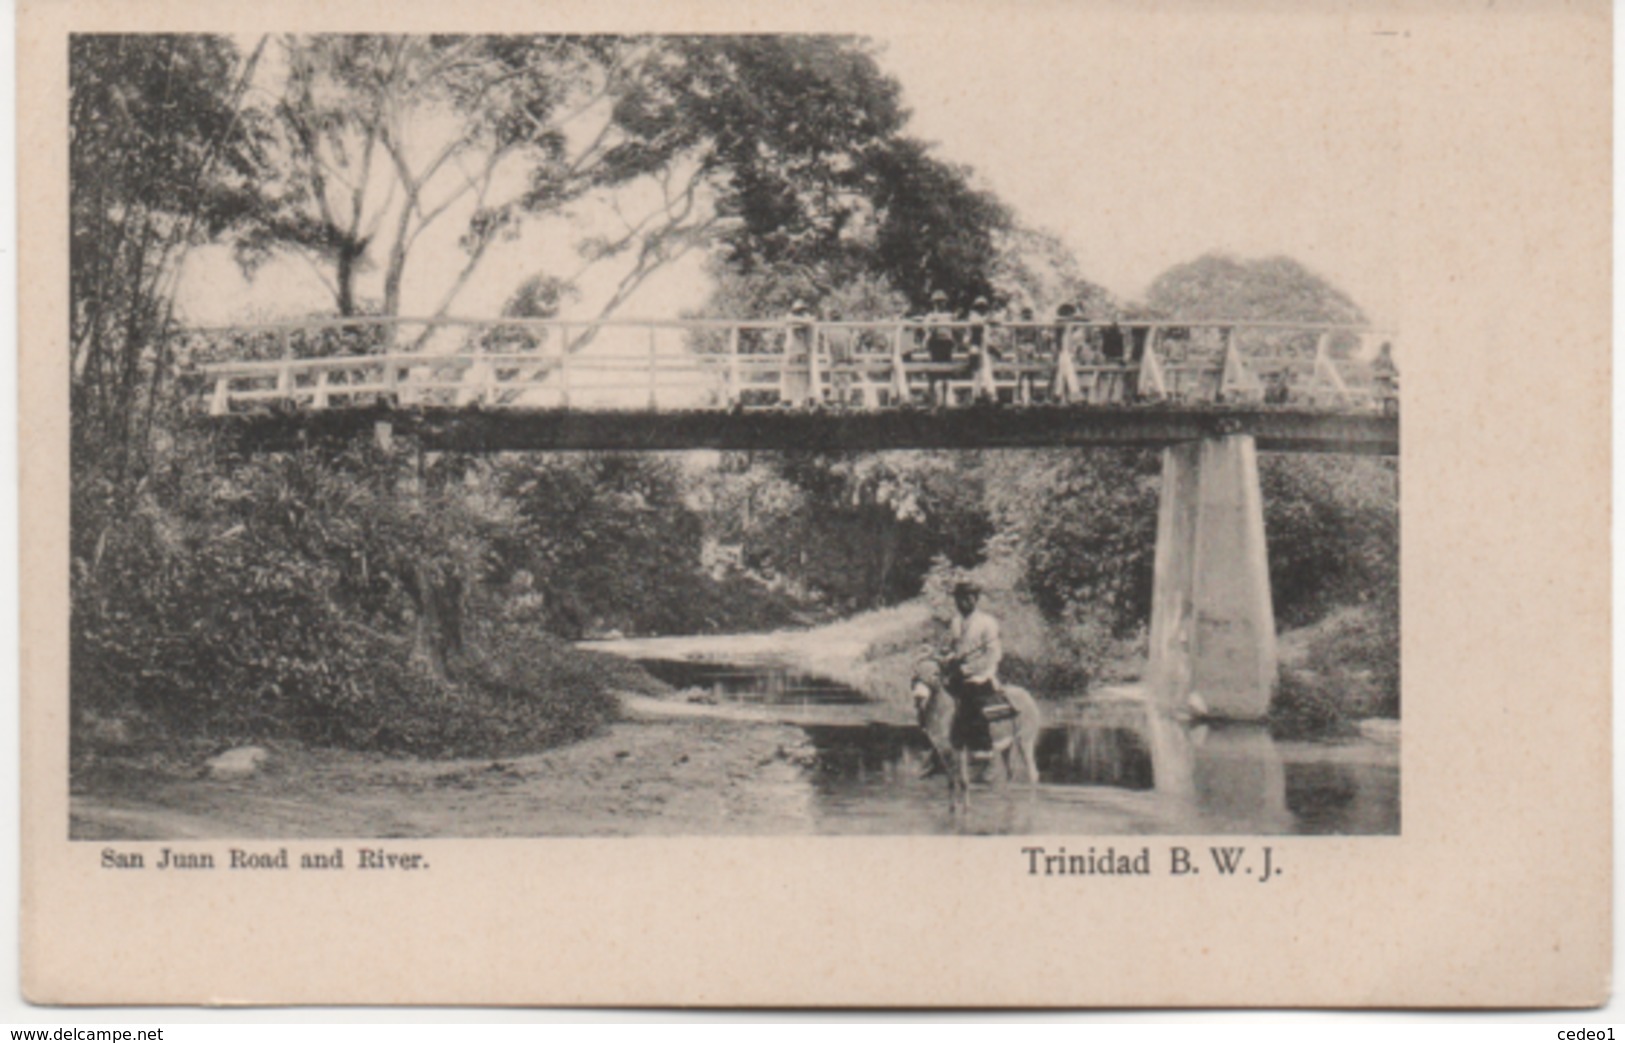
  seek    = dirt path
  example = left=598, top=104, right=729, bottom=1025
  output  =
left=71, top=703, right=828, bottom=840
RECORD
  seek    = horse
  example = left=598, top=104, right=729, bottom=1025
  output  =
left=910, top=658, right=1042, bottom=813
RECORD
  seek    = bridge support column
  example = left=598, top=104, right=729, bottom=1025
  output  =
left=1146, top=435, right=1276, bottom=719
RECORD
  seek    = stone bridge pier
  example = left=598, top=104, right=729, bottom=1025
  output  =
left=1146, top=434, right=1277, bottom=720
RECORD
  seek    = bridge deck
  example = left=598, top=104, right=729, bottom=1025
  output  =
left=205, top=404, right=1398, bottom=455
left=187, top=317, right=1398, bottom=454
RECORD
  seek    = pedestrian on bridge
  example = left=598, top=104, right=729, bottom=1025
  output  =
left=822, top=306, right=857, bottom=406
left=966, top=296, right=1001, bottom=402
left=780, top=299, right=816, bottom=407
left=916, top=289, right=958, bottom=405
left=1011, top=305, right=1042, bottom=404
left=1051, top=302, right=1077, bottom=357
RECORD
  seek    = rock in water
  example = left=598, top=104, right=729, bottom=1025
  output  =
left=206, top=746, right=269, bottom=779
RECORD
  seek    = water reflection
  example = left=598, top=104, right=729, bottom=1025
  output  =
left=637, top=658, right=869, bottom=706
left=1013, top=698, right=1291, bottom=831
left=635, top=656, right=1397, bottom=835
left=803, top=695, right=1394, bottom=835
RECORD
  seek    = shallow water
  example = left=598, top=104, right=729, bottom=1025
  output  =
left=637, top=657, right=871, bottom=706
left=639, top=656, right=1400, bottom=836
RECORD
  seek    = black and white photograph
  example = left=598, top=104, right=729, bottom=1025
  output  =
left=64, top=27, right=1403, bottom=842
left=20, top=0, right=1614, bottom=1012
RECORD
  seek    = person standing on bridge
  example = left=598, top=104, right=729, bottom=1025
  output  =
left=822, top=306, right=856, bottom=406
left=1010, top=305, right=1042, bottom=403
left=1051, top=302, right=1077, bottom=358
left=780, top=299, right=816, bottom=407
left=942, top=580, right=1014, bottom=755
left=965, top=296, right=1000, bottom=402
left=917, top=290, right=958, bottom=404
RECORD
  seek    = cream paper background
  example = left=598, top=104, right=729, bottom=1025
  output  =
left=17, top=0, right=1611, bottom=1008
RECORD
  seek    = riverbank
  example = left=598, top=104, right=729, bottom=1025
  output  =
left=71, top=709, right=824, bottom=839
left=71, top=597, right=1400, bottom=839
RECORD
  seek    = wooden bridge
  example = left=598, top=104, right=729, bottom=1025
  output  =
left=191, top=315, right=1399, bottom=722
left=189, top=317, right=1398, bottom=454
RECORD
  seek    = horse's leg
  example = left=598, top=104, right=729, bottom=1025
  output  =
left=941, top=741, right=961, bottom=812
left=1019, top=722, right=1040, bottom=787
left=953, top=748, right=971, bottom=813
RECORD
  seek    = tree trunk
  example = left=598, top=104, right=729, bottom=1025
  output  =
left=407, top=446, right=464, bottom=681
left=411, top=560, right=464, bottom=680
left=875, top=523, right=898, bottom=608
left=336, top=246, right=358, bottom=318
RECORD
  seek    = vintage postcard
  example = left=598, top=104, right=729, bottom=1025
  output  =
left=18, top=0, right=1610, bottom=1008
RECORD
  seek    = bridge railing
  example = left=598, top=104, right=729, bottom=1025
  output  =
left=187, top=317, right=1398, bottom=416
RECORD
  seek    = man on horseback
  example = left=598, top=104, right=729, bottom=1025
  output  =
left=943, top=580, right=1015, bottom=754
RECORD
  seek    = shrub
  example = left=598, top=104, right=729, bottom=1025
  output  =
left=1269, top=669, right=1354, bottom=739
left=1269, top=605, right=1398, bottom=739
left=70, top=436, right=658, bottom=763
left=1260, top=455, right=1399, bottom=628
left=322, top=623, right=632, bottom=758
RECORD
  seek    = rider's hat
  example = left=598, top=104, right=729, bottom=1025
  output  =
left=952, top=580, right=981, bottom=597
left=930, top=289, right=948, bottom=303
left=790, top=298, right=810, bottom=312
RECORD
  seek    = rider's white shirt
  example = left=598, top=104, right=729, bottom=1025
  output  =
left=950, top=609, right=1002, bottom=683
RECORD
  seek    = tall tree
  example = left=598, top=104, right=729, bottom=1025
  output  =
left=241, top=35, right=678, bottom=321
left=987, top=224, right=1116, bottom=317
left=70, top=33, right=268, bottom=474
left=862, top=138, right=1011, bottom=311
left=1143, top=253, right=1366, bottom=326
left=242, top=34, right=923, bottom=332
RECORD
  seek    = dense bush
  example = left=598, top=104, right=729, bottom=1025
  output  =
left=332, top=623, right=632, bottom=758
left=70, top=435, right=645, bottom=760
left=985, top=449, right=1162, bottom=637
left=1260, top=455, right=1399, bottom=628
left=491, top=452, right=814, bottom=637
left=698, top=451, right=994, bottom=612
left=1269, top=606, right=1399, bottom=738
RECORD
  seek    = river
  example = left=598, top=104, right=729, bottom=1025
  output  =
left=635, top=655, right=1400, bottom=836
left=68, top=644, right=1398, bottom=840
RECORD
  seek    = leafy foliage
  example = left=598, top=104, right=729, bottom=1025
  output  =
left=1144, top=253, right=1367, bottom=325
left=71, top=34, right=269, bottom=476
left=988, top=224, right=1118, bottom=317
left=1143, top=252, right=1369, bottom=358
left=246, top=34, right=945, bottom=328
left=987, top=449, right=1163, bottom=637
left=71, top=436, right=643, bottom=758
left=1260, top=455, right=1399, bottom=627
left=698, top=451, right=993, bottom=611
left=492, top=453, right=705, bottom=636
